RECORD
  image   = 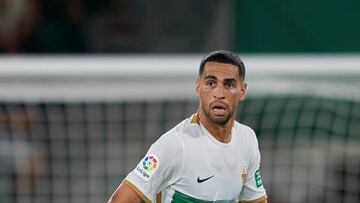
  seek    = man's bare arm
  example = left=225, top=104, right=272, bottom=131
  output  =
left=107, top=183, right=144, bottom=203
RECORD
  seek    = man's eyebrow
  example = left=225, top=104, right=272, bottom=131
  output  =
left=224, top=78, right=237, bottom=83
left=204, top=75, right=217, bottom=80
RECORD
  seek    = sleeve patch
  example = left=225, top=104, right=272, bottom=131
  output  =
left=254, top=169, right=263, bottom=188
left=134, top=154, right=160, bottom=181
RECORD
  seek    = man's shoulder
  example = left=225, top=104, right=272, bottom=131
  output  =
left=234, top=121, right=256, bottom=136
left=233, top=121, right=259, bottom=144
left=233, top=122, right=260, bottom=154
left=165, top=116, right=200, bottom=138
left=156, top=116, right=199, bottom=143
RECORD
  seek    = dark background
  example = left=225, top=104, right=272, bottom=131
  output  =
left=1, top=0, right=359, bottom=53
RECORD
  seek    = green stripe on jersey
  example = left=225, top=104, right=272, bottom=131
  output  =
left=171, top=191, right=234, bottom=203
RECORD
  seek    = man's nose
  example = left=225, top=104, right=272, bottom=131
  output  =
left=213, top=85, right=225, bottom=99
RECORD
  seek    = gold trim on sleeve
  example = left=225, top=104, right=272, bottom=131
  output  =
left=238, top=195, right=267, bottom=203
left=156, top=192, right=162, bottom=203
left=123, top=179, right=151, bottom=203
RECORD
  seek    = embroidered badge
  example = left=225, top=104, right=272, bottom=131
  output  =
left=241, top=168, right=248, bottom=181
left=134, top=154, right=159, bottom=181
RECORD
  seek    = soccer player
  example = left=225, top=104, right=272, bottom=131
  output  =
left=108, top=50, right=268, bottom=203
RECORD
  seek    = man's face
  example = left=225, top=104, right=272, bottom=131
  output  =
left=196, top=61, right=247, bottom=125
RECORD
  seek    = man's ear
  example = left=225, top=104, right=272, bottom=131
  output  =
left=195, top=78, right=200, bottom=97
left=239, top=83, right=247, bottom=101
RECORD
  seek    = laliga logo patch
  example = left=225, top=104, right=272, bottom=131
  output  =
left=135, top=154, right=159, bottom=181
left=143, top=155, right=158, bottom=171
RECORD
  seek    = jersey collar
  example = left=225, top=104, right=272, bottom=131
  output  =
left=191, top=112, right=200, bottom=124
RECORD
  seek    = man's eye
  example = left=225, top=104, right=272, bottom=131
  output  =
left=225, top=82, right=236, bottom=88
left=206, top=81, right=216, bottom=86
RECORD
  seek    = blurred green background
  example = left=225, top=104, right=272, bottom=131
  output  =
left=1, top=0, right=360, bottom=53
left=235, top=0, right=360, bottom=52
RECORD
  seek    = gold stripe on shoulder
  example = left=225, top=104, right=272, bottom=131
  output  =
left=156, top=192, right=162, bottom=203
left=238, top=195, right=267, bottom=203
left=191, top=112, right=200, bottom=124
left=123, top=179, right=151, bottom=203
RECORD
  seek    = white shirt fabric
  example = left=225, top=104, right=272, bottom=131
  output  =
left=125, top=113, right=267, bottom=203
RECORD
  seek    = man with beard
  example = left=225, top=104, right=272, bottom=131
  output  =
left=108, top=50, right=268, bottom=203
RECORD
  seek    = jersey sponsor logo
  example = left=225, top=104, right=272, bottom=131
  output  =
left=254, top=169, right=263, bottom=188
left=197, top=175, right=214, bottom=183
left=134, top=154, right=159, bottom=181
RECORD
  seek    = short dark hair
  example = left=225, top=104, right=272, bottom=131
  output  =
left=199, top=50, right=245, bottom=81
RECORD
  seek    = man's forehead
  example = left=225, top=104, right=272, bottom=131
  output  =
left=202, top=62, right=240, bottom=79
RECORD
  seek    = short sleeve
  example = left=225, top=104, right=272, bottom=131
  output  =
left=239, top=132, right=267, bottom=202
left=125, top=132, right=184, bottom=202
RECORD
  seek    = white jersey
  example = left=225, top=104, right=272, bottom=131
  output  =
left=125, top=113, right=267, bottom=203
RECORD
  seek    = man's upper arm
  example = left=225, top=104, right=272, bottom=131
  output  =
left=107, top=181, right=147, bottom=203
left=109, top=132, right=184, bottom=202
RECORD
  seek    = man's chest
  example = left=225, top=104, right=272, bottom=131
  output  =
left=169, top=143, right=249, bottom=201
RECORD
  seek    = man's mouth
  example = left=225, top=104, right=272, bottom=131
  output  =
left=211, top=104, right=227, bottom=116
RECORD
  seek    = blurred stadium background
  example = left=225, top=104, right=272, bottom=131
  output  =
left=0, top=1, right=359, bottom=203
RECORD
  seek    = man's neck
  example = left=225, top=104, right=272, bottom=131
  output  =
left=198, top=111, right=234, bottom=143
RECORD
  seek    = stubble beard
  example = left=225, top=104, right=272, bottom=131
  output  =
left=201, top=104, right=234, bottom=125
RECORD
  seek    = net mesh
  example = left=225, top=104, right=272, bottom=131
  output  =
left=0, top=96, right=359, bottom=203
